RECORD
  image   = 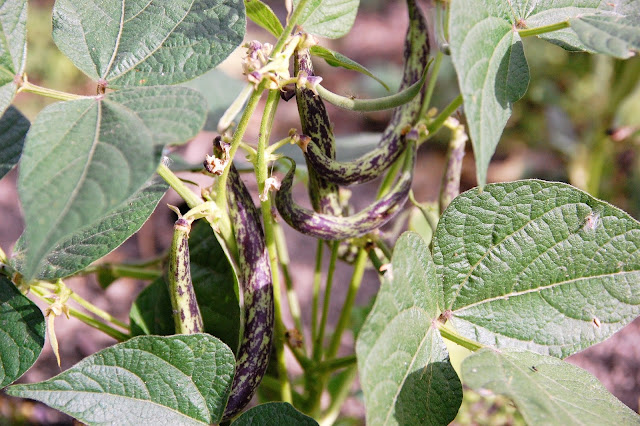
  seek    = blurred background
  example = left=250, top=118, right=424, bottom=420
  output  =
left=1, top=0, right=640, bottom=424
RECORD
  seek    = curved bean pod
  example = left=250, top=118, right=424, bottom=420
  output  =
left=168, top=218, right=204, bottom=335
left=300, top=0, right=430, bottom=186
left=294, top=48, right=342, bottom=216
left=222, top=164, right=274, bottom=420
left=275, top=141, right=417, bottom=241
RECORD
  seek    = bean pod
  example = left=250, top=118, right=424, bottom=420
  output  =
left=294, top=48, right=342, bottom=216
left=222, top=163, right=274, bottom=420
left=300, top=0, right=429, bottom=186
left=168, top=218, right=204, bottom=335
left=275, top=141, right=417, bottom=240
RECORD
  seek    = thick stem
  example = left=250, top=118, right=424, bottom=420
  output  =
left=311, top=239, right=324, bottom=347
left=275, top=222, right=305, bottom=343
left=314, top=241, right=339, bottom=362
left=17, top=77, right=90, bottom=101
left=256, top=89, right=292, bottom=403
left=326, top=249, right=368, bottom=359
left=518, top=21, right=570, bottom=38
left=439, top=118, right=468, bottom=213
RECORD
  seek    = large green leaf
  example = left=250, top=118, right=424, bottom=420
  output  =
left=0, top=276, right=45, bottom=388
left=293, top=0, right=359, bottom=39
left=310, top=45, right=389, bottom=90
left=130, top=221, right=240, bottom=352
left=449, top=0, right=529, bottom=187
left=245, top=0, right=283, bottom=38
left=462, top=348, right=640, bottom=425
left=572, top=13, right=640, bottom=59
left=17, top=86, right=206, bottom=281
left=356, top=232, right=462, bottom=426
left=52, top=0, right=246, bottom=87
left=0, top=106, right=29, bottom=180
left=232, top=402, right=318, bottom=425
left=432, top=180, right=640, bottom=358
left=0, top=0, right=27, bottom=116
left=11, top=176, right=168, bottom=280
left=6, top=334, right=235, bottom=425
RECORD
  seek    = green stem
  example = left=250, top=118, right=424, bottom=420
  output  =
left=426, top=94, right=463, bottom=137
left=30, top=287, right=129, bottom=341
left=326, top=249, right=368, bottom=359
left=273, top=0, right=311, bottom=53
left=157, top=163, right=203, bottom=208
left=69, top=293, right=130, bottom=331
left=17, top=77, right=90, bottom=101
left=157, top=163, right=237, bottom=257
left=256, top=89, right=292, bottom=403
left=418, top=51, right=444, bottom=119
left=314, top=241, right=339, bottom=362
left=437, top=323, right=484, bottom=352
left=376, top=150, right=405, bottom=198
left=518, top=21, right=570, bottom=38
left=275, top=222, right=305, bottom=342
left=317, top=355, right=357, bottom=373
left=318, top=366, right=358, bottom=426
left=81, top=263, right=162, bottom=281
left=311, top=239, right=324, bottom=347
left=215, top=82, right=265, bottom=211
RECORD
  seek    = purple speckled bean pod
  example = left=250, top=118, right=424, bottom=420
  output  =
left=275, top=141, right=417, bottom=240
left=295, top=48, right=342, bottom=216
left=300, top=0, right=429, bottom=186
left=222, top=164, right=274, bottom=420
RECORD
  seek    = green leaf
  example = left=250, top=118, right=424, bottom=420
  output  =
left=449, top=1, right=529, bottom=187
left=52, top=0, right=246, bottom=87
left=293, top=0, right=359, bottom=39
left=0, top=0, right=27, bottom=116
left=232, top=402, right=319, bottom=425
left=520, top=1, right=625, bottom=51
left=432, top=180, right=640, bottom=358
left=0, top=276, right=45, bottom=388
left=356, top=232, right=462, bottom=426
left=11, top=176, right=168, bottom=280
left=245, top=0, right=283, bottom=38
left=6, top=334, right=235, bottom=425
left=571, top=13, right=640, bottom=59
left=0, top=106, right=29, bottom=180
left=17, top=86, right=205, bottom=281
left=183, top=69, right=246, bottom=132
left=462, top=348, right=640, bottom=425
left=130, top=221, right=240, bottom=352
left=310, top=45, right=389, bottom=90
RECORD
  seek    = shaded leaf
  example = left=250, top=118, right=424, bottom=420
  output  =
left=245, top=0, right=283, bottom=37
left=293, top=0, right=359, bottom=39
left=232, top=402, right=318, bottom=425
left=17, top=87, right=205, bottom=281
left=449, top=1, right=529, bottom=186
left=310, top=45, right=389, bottom=90
left=7, top=334, right=235, bottom=425
left=433, top=180, right=640, bottom=358
left=0, top=106, right=29, bottom=180
left=11, top=176, right=168, bottom=280
left=130, top=221, right=240, bottom=352
left=0, top=276, right=45, bottom=388
left=356, top=232, right=462, bottom=426
left=52, top=0, right=246, bottom=87
left=462, top=348, right=640, bottom=425
left=0, top=0, right=27, bottom=116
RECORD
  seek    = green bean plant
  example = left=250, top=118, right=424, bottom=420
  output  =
left=1, top=0, right=640, bottom=424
